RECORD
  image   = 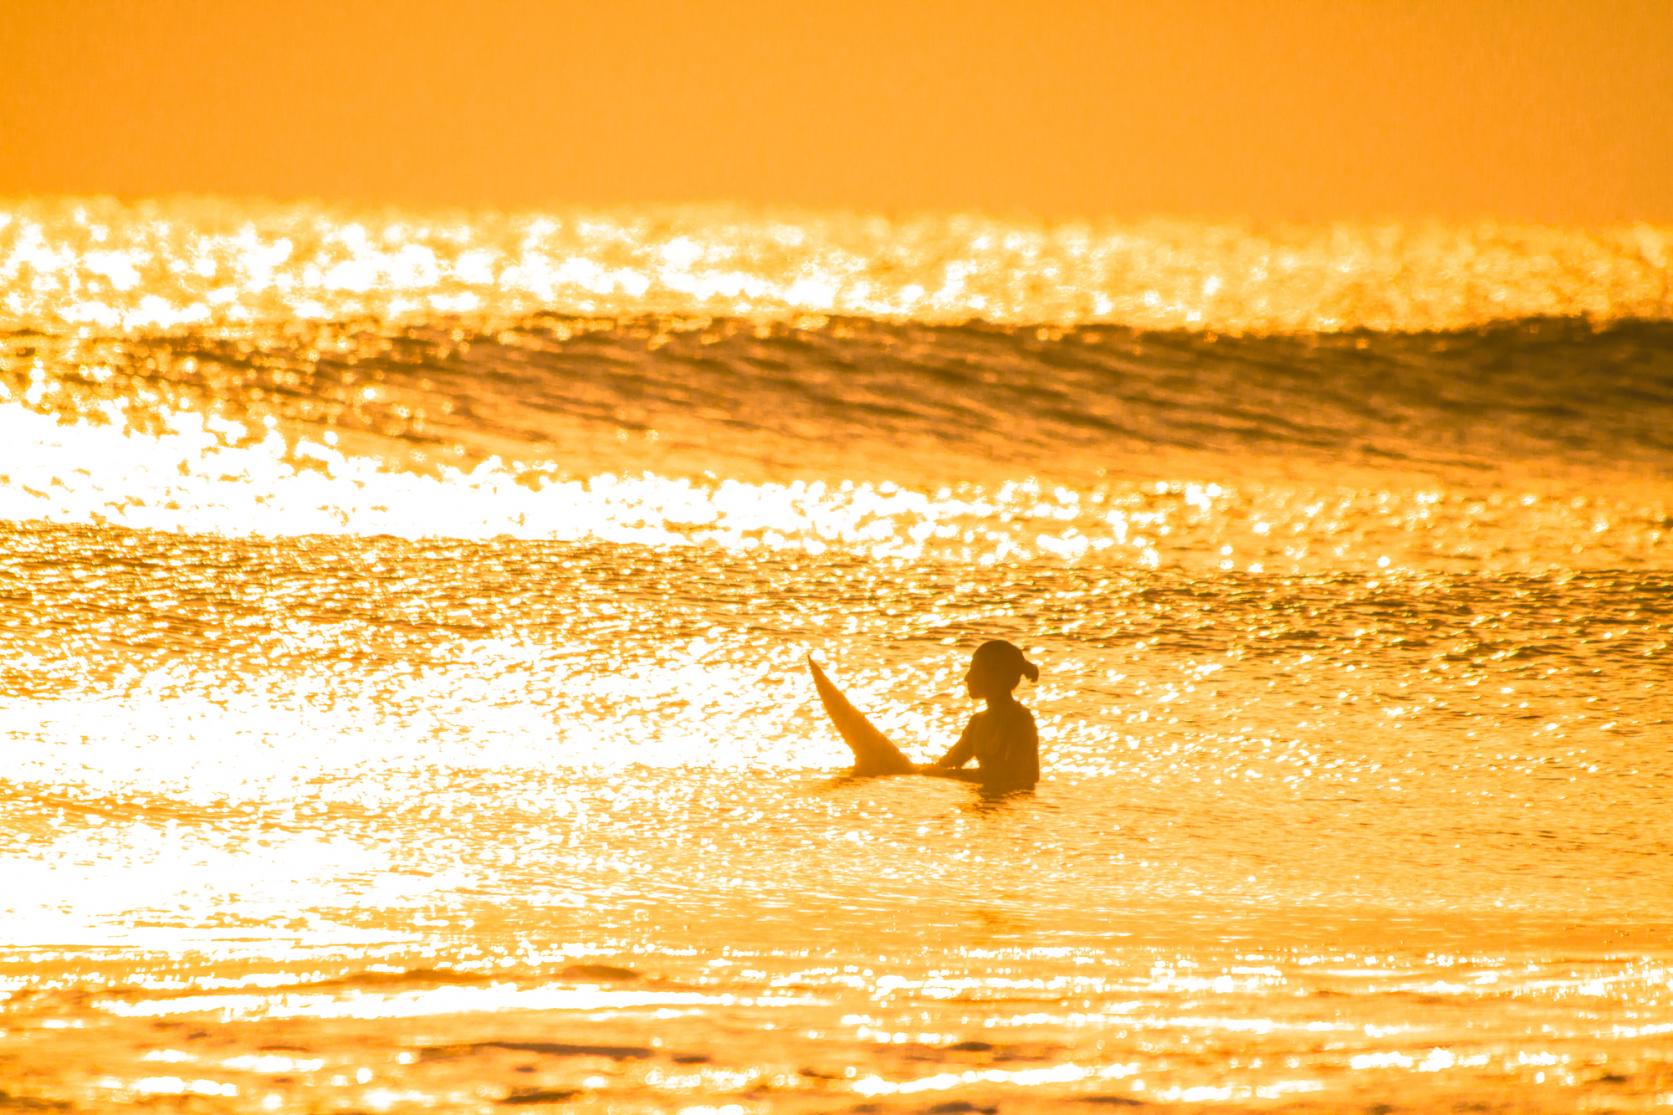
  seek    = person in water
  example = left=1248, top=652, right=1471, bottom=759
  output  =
left=924, top=640, right=1040, bottom=791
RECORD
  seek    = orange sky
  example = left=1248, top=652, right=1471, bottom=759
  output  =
left=3, top=0, right=1670, bottom=221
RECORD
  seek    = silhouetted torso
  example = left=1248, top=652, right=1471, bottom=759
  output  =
left=935, top=699, right=1039, bottom=790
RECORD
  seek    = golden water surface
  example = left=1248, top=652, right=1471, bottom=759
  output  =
left=1, top=200, right=1670, bottom=1112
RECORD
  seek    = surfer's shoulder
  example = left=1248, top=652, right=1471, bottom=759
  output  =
left=998, top=700, right=1035, bottom=724
left=997, top=702, right=1037, bottom=744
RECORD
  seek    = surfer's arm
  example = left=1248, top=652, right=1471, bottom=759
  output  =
left=927, top=719, right=978, bottom=769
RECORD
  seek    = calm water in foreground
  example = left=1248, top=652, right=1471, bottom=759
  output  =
left=1, top=200, right=1670, bottom=1111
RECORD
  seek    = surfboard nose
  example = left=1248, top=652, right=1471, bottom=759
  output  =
left=807, top=657, right=916, bottom=776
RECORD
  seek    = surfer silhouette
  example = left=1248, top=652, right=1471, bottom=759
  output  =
left=806, top=641, right=1040, bottom=791
left=924, top=640, right=1040, bottom=791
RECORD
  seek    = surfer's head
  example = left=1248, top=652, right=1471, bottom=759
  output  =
left=966, top=639, right=1039, bottom=700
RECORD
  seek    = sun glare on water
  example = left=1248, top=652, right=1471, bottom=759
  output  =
left=4, top=198, right=1669, bottom=335
left=2, top=199, right=1669, bottom=566
left=3, top=197, right=1672, bottom=1114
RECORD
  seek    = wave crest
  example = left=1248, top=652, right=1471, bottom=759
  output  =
left=3, top=198, right=1670, bottom=335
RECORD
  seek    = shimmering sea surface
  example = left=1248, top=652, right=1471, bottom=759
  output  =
left=2, top=200, right=1671, bottom=1112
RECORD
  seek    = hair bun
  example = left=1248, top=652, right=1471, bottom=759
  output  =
left=973, top=639, right=1038, bottom=687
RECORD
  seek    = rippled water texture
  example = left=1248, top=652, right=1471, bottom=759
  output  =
left=1, top=201, right=1671, bottom=1112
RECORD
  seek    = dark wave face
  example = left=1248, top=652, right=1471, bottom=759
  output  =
left=10, top=315, right=1671, bottom=485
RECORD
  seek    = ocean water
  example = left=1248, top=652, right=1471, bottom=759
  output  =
left=1, top=199, right=1671, bottom=1112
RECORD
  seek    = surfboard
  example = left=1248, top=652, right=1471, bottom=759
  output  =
left=806, top=656, right=917, bottom=775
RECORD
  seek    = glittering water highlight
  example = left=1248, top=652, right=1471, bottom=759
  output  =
left=1, top=199, right=1671, bottom=1112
